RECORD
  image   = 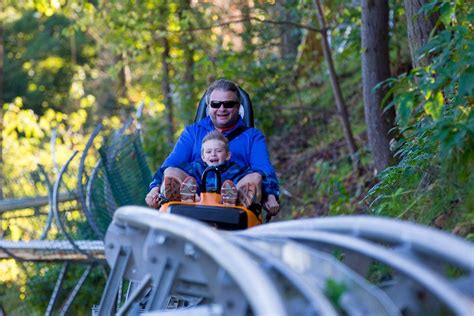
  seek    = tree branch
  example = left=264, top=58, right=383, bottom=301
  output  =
left=181, top=16, right=325, bottom=33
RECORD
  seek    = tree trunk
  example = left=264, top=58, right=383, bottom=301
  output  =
left=313, top=0, right=360, bottom=173
left=404, top=0, right=438, bottom=68
left=182, top=37, right=195, bottom=118
left=118, top=51, right=132, bottom=102
left=361, top=0, right=396, bottom=174
left=118, top=52, right=131, bottom=99
left=241, top=0, right=253, bottom=51
left=70, top=30, right=77, bottom=66
left=277, top=0, right=301, bottom=61
left=161, top=36, right=175, bottom=146
left=183, top=46, right=194, bottom=99
left=0, top=11, right=4, bottom=199
left=179, top=0, right=195, bottom=117
left=113, top=51, right=133, bottom=120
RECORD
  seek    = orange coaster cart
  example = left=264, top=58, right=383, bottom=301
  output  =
left=159, top=166, right=262, bottom=230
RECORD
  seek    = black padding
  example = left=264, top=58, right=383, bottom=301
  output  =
left=168, top=204, right=248, bottom=230
left=193, top=87, right=254, bottom=127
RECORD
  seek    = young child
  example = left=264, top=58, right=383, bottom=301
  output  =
left=178, top=130, right=257, bottom=205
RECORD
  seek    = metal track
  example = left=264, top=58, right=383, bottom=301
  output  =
left=0, top=240, right=104, bottom=261
left=97, top=206, right=474, bottom=315
left=99, top=206, right=288, bottom=316
left=2, top=205, right=473, bottom=315
left=77, top=123, right=104, bottom=239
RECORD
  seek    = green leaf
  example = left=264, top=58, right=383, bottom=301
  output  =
left=324, top=279, right=347, bottom=309
left=420, top=0, right=440, bottom=15
left=397, top=94, right=415, bottom=126
left=459, top=66, right=474, bottom=96
left=440, top=2, right=455, bottom=26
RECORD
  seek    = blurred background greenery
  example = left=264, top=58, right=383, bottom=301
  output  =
left=0, top=0, right=472, bottom=314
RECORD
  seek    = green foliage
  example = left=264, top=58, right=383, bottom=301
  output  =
left=313, top=160, right=353, bottom=216
left=142, top=112, right=174, bottom=171
left=367, top=0, right=474, bottom=229
left=2, top=0, right=473, bottom=313
left=4, top=10, right=94, bottom=115
left=366, top=262, right=394, bottom=284
left=1, top=262, right=105, bottom=316
left=285, top=156, right=365, bottom=220
left=324, top=278, right=348, bottom=312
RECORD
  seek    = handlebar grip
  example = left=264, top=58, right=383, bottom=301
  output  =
left=201, top=166, right=222, bottom=193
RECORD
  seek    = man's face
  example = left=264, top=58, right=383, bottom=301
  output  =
left=207, top=89, right=240, bottom=129
left=201, top=139, right=230, bottom=166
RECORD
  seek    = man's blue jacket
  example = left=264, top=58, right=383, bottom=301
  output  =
left=149, top=116, right=279, bottom=199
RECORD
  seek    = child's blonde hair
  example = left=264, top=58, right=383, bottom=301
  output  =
left=201, top=130, right=229, bottom=154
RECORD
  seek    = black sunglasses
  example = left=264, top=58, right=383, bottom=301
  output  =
left=209, top=100, right=239, bottom=109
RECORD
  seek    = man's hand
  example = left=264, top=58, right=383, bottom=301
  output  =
left=263, top=194, right=279, bottom=216
left=145, top=187, right=161, bottom=208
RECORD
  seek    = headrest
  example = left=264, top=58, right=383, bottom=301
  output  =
left=193, top=87, right=254, bottom=127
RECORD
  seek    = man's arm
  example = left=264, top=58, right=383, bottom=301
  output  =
left=149, top=126, right=196, bottom=191
left=259, top=171, right=279, bottom=215
left=146, top=127, right=196, bottom=208
left=249, top=131, right=279, bottom=195
left=249, top=130, right=280, bottom=215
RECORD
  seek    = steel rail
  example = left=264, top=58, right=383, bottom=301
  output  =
left=77, top=123, right=104, bottom=240
left=53, top=151, right=98, bottom=261
left=250, top=216, right=474, bottom=272
left=110, top=206, right=288, bottom=316
left=227, top=235, right=338, bottom=316
left=232, top=234, right=400, bottom=316
left=59, top=263, right=95, bottom=315
left=242, top=229, right=474, bottom=315
left=0, top=191, right=78, bottom=214
left=46, top=262, right=69, bottom=316
left=38, top=164, right=54, bottom=240
left=0, top=240, right=105, bottom=261
left=85, top=159, right=107, bottom=238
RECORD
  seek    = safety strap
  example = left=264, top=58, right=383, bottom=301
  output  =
left=225, top=125, right=249, bottom=142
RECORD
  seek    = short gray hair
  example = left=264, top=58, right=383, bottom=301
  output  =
left=205, top=79, right=241, bottom=104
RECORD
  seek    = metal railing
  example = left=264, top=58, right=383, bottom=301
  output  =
left=97, top=206, right=474, bottom=316
left=0, top=192, right=78, bottom=214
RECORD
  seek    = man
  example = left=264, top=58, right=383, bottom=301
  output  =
left=145, top=79, right=280, bottom=215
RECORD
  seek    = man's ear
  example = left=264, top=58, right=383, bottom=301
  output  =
left=226, top=152, right=231, bottom=161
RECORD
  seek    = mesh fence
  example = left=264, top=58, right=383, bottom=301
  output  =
left=1, top=131, right=152, bottom=259
left=0, top=129, right=152, bottom=314
left=88, top=133, right=152, bottom=238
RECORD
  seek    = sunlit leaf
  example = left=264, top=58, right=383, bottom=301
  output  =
left=440, top=2, right=455, bottom=26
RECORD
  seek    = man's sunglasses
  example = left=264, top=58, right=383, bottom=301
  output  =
left=209, top=100, right=239, bottom=109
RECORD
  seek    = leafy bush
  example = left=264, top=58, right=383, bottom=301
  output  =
left=367, top=0, right=474, bottom=235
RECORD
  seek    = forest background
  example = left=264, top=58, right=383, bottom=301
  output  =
left=0, top=0, right=473, bottom=314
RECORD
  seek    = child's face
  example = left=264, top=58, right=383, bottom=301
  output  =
left=201, top=139, right=230, bottom=166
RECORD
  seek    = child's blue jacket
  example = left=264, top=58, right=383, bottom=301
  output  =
left=176, top=160, right=254, bottom=194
